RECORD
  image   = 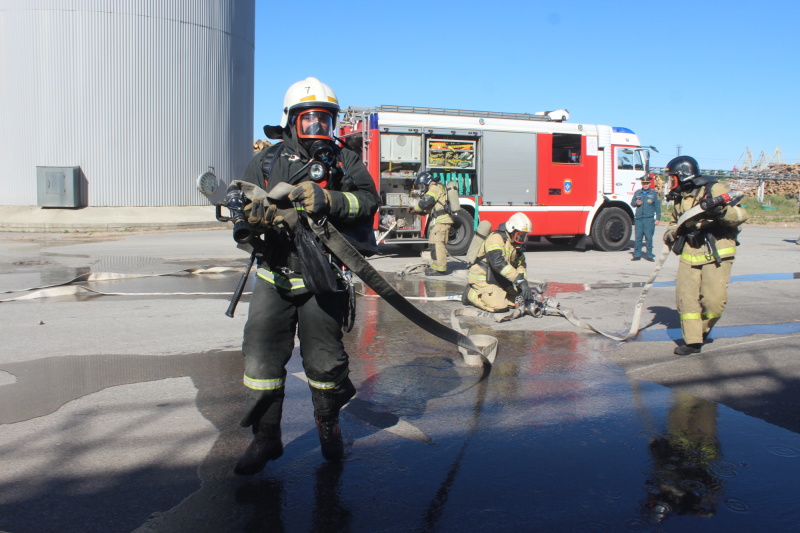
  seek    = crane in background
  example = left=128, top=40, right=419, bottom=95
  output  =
left=771, top=147, right=784, bottom=165
left=653, top=146, right=798, bottom=182
left=734, top=147, right=753, bottom=171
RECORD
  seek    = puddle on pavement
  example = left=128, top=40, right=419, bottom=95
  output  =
left=2, top=274, right=800, bottom=532
left=636, top=322, right=800, bottom=342
left=3, top=256, right=797, bottom=300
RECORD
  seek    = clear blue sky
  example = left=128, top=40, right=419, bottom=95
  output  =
left=253, top=0, right=799, bottom=170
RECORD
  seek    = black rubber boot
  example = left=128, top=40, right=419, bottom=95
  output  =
left=425, top=268, right=446, bottom=276
left=461, top=286, right=471, bottom=305
left=315, top=414, right=344, bottom=462
left=310, top=377, right=355, bottom=462
left=674, top=343, right=702, bottom=356
left=234, top=422, right=283, bottom=475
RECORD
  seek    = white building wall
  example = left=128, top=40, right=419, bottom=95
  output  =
left=0, top=0, right=254, bottom=206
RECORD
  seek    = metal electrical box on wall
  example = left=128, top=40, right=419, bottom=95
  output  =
left=37, top=166, right=82, bottom=207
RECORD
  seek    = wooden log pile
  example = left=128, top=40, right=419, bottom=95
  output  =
left=764, top=162, right=800, bottom=177
left=253, top=139, right=272, bottom=152
left=727, top=178, right=800, bottom=197
left=761, top=179, right=800, bottom=197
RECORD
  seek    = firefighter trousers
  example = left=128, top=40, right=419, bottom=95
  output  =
left=240, top=277, right=352, bottom=429
left=467, top=280, right=514, bottom=313
left=428, top=222, right=451, bottom=272
left=675, top=259, right=733, bottom=345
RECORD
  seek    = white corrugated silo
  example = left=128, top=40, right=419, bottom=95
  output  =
left=0, top=0, right=254, bottom=207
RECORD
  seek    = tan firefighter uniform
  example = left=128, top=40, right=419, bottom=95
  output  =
left=667, top=182, right=748, bottom=346
left=466, top=230, right=528, bottom=312
left=414, top=181, right=452, bottom=273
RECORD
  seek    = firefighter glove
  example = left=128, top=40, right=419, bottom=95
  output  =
left=663, top=227, right=678, bottom=245
left=289, top=181, right=331, bottom=215
left=246, top=198, right=278, bottom=231
left=513, top=274, right=532, bottom=303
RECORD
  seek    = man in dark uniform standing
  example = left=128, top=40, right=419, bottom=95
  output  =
left=630, top=173, right=661, bottom=262
left=233, top=77, right=380, bottom=474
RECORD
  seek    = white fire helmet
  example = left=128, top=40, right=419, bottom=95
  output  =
left=506, top=212, right=532, bottom=245
left=280, top=77, right=340, bottom=133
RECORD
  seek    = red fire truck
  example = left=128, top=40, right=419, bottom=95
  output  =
left=337, top=105, right=655, bottom=253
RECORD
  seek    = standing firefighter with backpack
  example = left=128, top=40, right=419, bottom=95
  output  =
left=413, top=172, right=453, bottom=276
left=662, top=156, right=748, bottom=356
left=233, top=77, right=380, bottom=474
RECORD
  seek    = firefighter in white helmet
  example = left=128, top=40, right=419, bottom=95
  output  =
left=233, top=77, right=380, bottom=474
left=464, top=212, right=533, bottom=312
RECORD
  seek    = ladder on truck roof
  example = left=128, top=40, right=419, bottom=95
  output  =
left=341, top=105, right=565, bottom=124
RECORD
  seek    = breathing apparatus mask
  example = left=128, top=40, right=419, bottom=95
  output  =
left=307, top=139, right=337, bottom=183
left=292, top=108, right=338, bottom=184
left=665, top=155, right=701, bottom=195
left=295, top=108, right=334, bottom=141
left=510, top=233, right=528, bottom=253
left=506, top=212, right=532, bottom=250
left=414, top=172, right=435, bottom=194
left=510, top=230, right=527, bottom=247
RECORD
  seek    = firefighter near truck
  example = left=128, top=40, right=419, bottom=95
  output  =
left=336, top=105, right=656, bottom=253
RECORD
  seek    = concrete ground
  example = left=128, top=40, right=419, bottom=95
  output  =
left=1, top=208, right=799, bottom=531
left=1, top=208, right=798, bottom=435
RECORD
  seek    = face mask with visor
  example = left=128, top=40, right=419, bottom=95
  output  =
left=295, top=108, right=334, bottom=141
left=511, top=230, right=528, bottom=246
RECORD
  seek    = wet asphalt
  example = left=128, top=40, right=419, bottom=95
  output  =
left=1, top=225, right=799, bottom=532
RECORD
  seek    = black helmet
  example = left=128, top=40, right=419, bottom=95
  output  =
left=414, top=171, right=434, bottom=192
left=664, top=156, right=700, bottom=189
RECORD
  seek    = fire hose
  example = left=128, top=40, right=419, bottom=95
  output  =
left=548, top=191, right=743, bottom=341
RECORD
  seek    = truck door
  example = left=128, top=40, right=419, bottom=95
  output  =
left=614, top=146, right=646, bottom=197
left=537, top=133, right=596, bottom=207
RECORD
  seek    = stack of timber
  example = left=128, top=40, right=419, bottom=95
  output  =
left=727, top=177, right=800, bottom=197
left=253, top=139, right=272, bottom=152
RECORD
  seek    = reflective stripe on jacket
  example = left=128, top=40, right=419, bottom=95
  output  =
left=468, top=231, right=527, bottom=284
left=256, top=267, right=306, bottom=292
left=414, top=182, right=453, bottom=225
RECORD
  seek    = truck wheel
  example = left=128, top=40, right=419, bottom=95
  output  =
left=445, top=210, right=475, bottom=256
left=590, top=207, right=632, bottom=251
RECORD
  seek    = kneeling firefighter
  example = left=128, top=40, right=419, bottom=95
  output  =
left=233, top=77, right=380, bottom=474
left=662, top=155, right=748, bottom=356
left=465, top=212, right=534, bottom=312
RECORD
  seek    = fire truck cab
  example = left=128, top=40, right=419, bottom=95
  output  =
left=337, top=105, right=653, bottom=253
